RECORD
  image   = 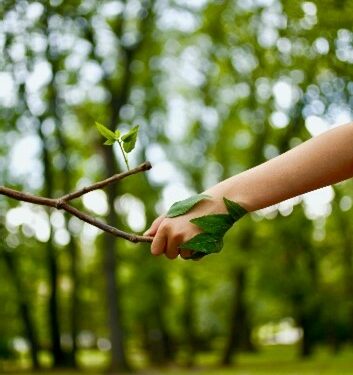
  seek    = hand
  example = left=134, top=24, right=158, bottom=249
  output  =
left=144, top=194, right=228, bottom=260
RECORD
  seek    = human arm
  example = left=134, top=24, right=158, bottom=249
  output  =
left=145, top=122, right=353, bottom=259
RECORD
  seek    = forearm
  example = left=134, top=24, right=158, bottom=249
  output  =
left=206, top=122, right=353, bottom=212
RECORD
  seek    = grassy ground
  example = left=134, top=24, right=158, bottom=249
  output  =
left=2, top=345, right=353, bottom=374
left=154, top=345, right=353, bottom=375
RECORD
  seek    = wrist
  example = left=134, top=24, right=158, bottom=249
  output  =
left=204, top=176, right=254, bottom=212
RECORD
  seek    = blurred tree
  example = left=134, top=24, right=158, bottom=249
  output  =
left=0, top=0, right=353, bottom=372
left=0, top=247, right=40, bottom=369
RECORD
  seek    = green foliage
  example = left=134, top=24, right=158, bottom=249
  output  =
left=223, top=197, right=248, bottom=221
left=190, top=214, right=234, bottom=235
left=95, top=122, right=116, bottom=142
left=168, top=194, right=248, bottom=260
left=95, top=122, right=140, bottom=170
left=179, top=232, right=224, bottom=254
left=166, top=194, right=211, bottom=217
left=121, top=125, right=139, bottom=153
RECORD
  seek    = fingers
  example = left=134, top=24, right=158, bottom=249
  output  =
left=150, top=222, right=184, bottom=259
left=144, top=215, right=165, bottom=236
left=148, top=217, right=203, bottom=261
left=165, top=234, right=182, bottom=260
left=180, top=250, right=206, bottom=261
left=151, top=223, right=181, bottom=259
left=151, top=226, right=167, bottom=256
left=151, top=231, right=203, bottom=261
left=180, top=249, right=193, bottom=259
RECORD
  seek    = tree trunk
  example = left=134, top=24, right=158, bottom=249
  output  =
left=139, top=198, right=175, bottom=366
left=283, top=221, right=319, bottom=359
left=69, top=240, right=79, bottom=367
left=54, top=99, right=80, bottom=368
left=222, top=265, right=254, bottom=366
left=2, top=251, right=40, bottom=369
left=157, top=307, right=174, bottom=363
left=334, top=194, right=353, bottom=342
left=141, top=304, right=174, bottom=365
left=38, top=123, right=66, bottom=367
left=182, top=271, right=197, bottom=367
left=98, top=30, right=139, bottom=375
left=298, top=315, right=314, bottom=358
left=102, top=175, right=130, bottom=372
left=100, top=111, right=131, bottom=370
left=88, top=3, right=153, bottom=370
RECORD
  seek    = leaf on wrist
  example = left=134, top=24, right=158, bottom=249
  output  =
left=190, top=214, right=233, bottom=236
left=185, top=251, right=207, bottom=260
left=166, top=194, right=211, bottom=218
left=223, top=197, right=248, bottom=221
left=179, top=197, right=248, bottom=261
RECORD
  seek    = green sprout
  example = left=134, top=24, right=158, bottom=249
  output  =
left=95, top=122, right=139, bottom=170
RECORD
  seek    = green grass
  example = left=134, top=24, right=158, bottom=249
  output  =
left=159, top=345, right=353, bottom=375
left=2, top=345, right=353, bottom=375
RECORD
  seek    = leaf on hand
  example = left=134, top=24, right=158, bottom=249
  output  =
left=166, top=194, right=211, bottom=218
left=165, top=195, right=248, bottom=260
left=179, top=233, right=223, bottom=254
left=187, top=251, right=208, bottom=260
left=190, top=214, right=233, bottom=235
left=121, top=125, right=139, bottom=153
left=223, top=197, right=247, bottom=221
left=177, top=197, right=248, bottom=260
left=95, top=122, right=116, bottom=142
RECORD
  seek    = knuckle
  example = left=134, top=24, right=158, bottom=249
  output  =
left=174, top=232, right=184, bottom=242
left=159, top=222, right=170, bottom=233
left=154, top=215, right=164, bottom=226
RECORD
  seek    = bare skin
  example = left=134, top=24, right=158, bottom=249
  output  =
left=144, top=122, right=353, bottom=259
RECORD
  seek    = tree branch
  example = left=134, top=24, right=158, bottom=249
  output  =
left=61, top=161, right=152, bottom=202
left=0, top=162, right=154, bottom=244
left=61, top=203, right=152, bottom=243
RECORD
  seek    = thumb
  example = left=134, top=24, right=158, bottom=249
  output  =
left=144, top=215, right=165, bottom=236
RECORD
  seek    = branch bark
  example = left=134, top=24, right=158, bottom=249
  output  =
left=0, top=161, right=153, bottom=244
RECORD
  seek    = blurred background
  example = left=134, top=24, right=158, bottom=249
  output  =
left=1, top=0, right=353, bottom=374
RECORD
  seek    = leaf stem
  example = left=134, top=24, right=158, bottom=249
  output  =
left=117, top=140, right=130, bottom=170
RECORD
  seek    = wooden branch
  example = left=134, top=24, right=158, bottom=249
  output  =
left=0, top=162, right=154, bottom=244
left=0, top=187, right=57, bottom=208
left=61, top=203, right=152, bottom=243
left=61, top=161, right=152, bottom=202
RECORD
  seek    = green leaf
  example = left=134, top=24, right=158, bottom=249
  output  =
left=181, top=250, right=208, bottom=261
left=177, top=197, right=248, bottom=261
left=190, top=214, right=234, bottom=235
left=104, top=139, right=115, bottom=145
left=188, top=252, right=208, bottom=260
left=166, top=196, right=247, bottom=260
left=95, top=122, right=115, bottom=141
left=166, top=194, right=211, bottom=218
left=223, top=197, right=248, bottom=221
left=179, top=233, right=224, bottom=254
left=121, top=125, right=139, bottom=153
left=115, top=129, right=121, bottom=139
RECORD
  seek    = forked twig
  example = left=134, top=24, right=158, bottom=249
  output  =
left=0, top=161, right=153, bottom=243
